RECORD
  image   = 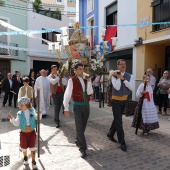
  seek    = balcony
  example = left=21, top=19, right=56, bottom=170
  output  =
left=34, top=9, right=62, bottom=21
left=0, top=42, right=18, bottom=56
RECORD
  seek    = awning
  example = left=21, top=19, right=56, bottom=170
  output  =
left=104, top=26, right=117, bottom=50
left=0, top=55, right=18, bottom=60
left=105, top=48, right=133, bottom=59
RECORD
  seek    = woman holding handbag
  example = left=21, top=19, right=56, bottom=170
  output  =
left=157, top=70, right=170, bottom=115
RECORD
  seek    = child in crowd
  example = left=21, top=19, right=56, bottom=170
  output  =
left=8, top=97, right=41, bottom=170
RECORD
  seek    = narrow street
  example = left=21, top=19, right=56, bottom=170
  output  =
left=1, top=97, right=170, bottom=170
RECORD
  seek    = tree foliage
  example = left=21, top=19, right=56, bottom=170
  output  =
left=33, top=0, right=42, bottom=13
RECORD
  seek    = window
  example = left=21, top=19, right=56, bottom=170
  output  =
left=106, top=2, right=117, bottom=26
left=152, top=0, right=170, bottom=31
left=67, top=7, right=76, bottom=13
left=57, top=0, right=62, bottom=2
left=42, top=28, right=59, bottom=44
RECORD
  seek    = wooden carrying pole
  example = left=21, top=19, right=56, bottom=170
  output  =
left=37, top=87, right=40, bottom=158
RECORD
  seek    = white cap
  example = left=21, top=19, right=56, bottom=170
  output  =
left=18, top=97, right=30, bottom=105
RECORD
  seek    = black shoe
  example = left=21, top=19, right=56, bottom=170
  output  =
left=80, top=151, right=86, bottom=158
left=2, top=104, right=5, bottom=107
left=107, top=133, right=117, bottom=143
left=14, top=106, right=16, bottom=108
left=42, top=114, right=47, bottom=118
left=121, top=143, right=127, bottom=152
left=9, top=104, right=12, bottom=107
left=56, top=122, right=60, bottom=128
left=75, top=140, right=79, bottom=147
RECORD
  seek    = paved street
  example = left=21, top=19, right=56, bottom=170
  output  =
left=1, top=96, right=170, bottom=170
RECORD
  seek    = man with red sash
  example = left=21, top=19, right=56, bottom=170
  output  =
left=63, top=63, right=93, bottom=158
left=48, top=65, right=66, bottom=128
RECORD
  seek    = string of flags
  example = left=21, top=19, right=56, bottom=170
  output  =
left=0, top=20, right=170, bottom=36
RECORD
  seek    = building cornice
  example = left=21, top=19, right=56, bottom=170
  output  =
left=143, top=34, right=170, bottom=44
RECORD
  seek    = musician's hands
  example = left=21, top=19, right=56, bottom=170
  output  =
left=7, top=113, right=13, bottom=120
left=118, top=75, right=125, bottom=80
left=140, top=90, right=146, bottom=94
left=64, top=111, right=70, bottom=118
left=113, top=72, right=124, bottom=80
left=37, top=111, right=41, bottom=115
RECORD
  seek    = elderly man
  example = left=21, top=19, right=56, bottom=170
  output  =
left=2, top=73, right=13, bottom=107
left=146, top=68, right=156, bottom=90
left=107, top=59, right=135, bottom=152
left=34, top=69, right=50, bottom=118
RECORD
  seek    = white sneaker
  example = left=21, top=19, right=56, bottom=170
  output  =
left=167, top=117, right=170, bottom=121
left=23, top=156, right=29, bottom=165
left=32, top=161, right=38, bottom=170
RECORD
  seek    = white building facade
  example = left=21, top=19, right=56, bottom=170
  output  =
left=98, top=0, right=137, bottom=100
left=27, top=3, right=69, bottom=74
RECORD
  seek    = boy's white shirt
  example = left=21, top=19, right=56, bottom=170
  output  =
left=10, top=109, right=42, bottom=127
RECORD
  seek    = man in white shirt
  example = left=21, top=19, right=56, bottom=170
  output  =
left=63, top=63, right=93, bottom=158
left=2, top=72, right=13, bottom=107
left=48, top=65, right=66, bottom=128
left=107, top=59, right=135, bottom=152
left=34, top=69, right=50, bottom=118
left=146, top=68, right=156, bottom=90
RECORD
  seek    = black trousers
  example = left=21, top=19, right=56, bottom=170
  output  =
left=74, top=104, right=90, bottom=152
left=53, top=92, right=64, bottom=122
left=14, top=92, right=18, bottom=107
left=109, top=100, right=127, bottom=144
left=159, top=94, right=168, bottom=112
left=3, top=91, right=13, bottom=106
left=95, top=86, right=99, bottom=99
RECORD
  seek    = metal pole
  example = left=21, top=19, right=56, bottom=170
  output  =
left=37, top=87, right=40, bottom=158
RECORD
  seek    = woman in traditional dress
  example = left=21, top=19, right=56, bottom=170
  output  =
left=132, top=75, right=159, bottom=135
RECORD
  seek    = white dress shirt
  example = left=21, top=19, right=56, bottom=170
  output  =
left=48, top=74, right=66, bottom=86
left=10, top=109, right=42, bottom=127
left=111, top=72, right=135, bottom=91
left=9, top=78, right=12, bottom=88
left=63, top=77, right=93, bottom=111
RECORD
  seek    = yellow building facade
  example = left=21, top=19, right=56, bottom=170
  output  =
left=136, top=0, right=170, bottom=81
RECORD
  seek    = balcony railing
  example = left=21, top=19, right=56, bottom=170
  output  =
left=34, top=9, right=62, bottom=21
left=0, top=42, right=18, bottom=56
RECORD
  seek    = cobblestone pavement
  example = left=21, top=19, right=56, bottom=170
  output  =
left=1, top=96, right=170, bottom=170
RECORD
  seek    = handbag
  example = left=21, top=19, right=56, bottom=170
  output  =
left=156, top=89, right=160, bottom=96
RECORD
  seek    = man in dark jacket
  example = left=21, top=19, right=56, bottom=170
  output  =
left=12, top=72, right=23, bottom=108
left=0, top=71, right=3, bottom=98
left=2, top=73, right=13, bottom=107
